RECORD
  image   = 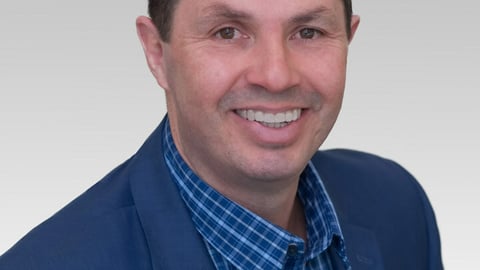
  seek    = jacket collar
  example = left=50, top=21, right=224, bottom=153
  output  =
left=128, top=118, right=216, bottom=269
left=312, top=152, right=385, bottom=270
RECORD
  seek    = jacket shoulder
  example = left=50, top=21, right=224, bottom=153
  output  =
left=312, top=149, right=443, bottom=269
left=311, top=148, right=435, bottom=226
left=312, top=149, right=425, bottom=202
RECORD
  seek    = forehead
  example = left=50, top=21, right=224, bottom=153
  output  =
left=173, top=0, right=345, bottom=24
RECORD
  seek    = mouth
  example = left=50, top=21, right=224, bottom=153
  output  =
left=234, top=108, right=302, bottom=128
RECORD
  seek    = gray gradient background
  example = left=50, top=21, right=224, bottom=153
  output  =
left=1, top=1, right=478, bottom=268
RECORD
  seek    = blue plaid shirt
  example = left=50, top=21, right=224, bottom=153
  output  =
left=163, top=120, right=350, bottom=270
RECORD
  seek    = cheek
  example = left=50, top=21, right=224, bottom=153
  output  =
left=175, top=53, right=238, bottom=106
left=298, top=75, right=344, bottom=115
left=196, top=68, right=231, bottom=104
left=306, top=51, right=347, bottom=100
left=166, top=53, right=246, bottom=134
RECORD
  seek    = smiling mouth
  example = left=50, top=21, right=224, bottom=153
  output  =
left=235, top=109, right=302, bottom=128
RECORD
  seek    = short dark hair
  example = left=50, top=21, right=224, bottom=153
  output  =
left=149, top=0, right=353, bottom=42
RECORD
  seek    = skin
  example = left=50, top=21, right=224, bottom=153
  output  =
left=137, top=0, right=359, bottom=238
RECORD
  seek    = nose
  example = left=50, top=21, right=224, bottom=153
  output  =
left=245, top=37, right=300, bottom=92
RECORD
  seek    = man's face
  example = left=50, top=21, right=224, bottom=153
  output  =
left=146, top=0, right=358, bottom=188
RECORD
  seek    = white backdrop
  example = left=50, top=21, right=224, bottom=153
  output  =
left=1, top=1, right=478, bottom=269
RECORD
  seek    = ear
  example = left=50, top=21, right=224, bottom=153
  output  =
left=348, top=15, right=361, bottom=43
left=136, top=16, right=169, bottom=90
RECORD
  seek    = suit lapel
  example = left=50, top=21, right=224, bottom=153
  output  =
left=311, top=152, right=385, bottom=270
left=341, top=223, right=385, bottom=270
left=326, top=224, right=384, bottom=270
left=128, top=119, right=216, bottom=270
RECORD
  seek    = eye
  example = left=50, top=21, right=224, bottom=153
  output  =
left=293, top=28, right=323, bottom=40
left=300, top=28, right=316, bottom=39
left=215, top=27, right=240, bottom=40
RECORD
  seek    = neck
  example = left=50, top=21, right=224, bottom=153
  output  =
left=169, top=119, right=307, bottom=240
left=211, top=175, right=308, bottom=241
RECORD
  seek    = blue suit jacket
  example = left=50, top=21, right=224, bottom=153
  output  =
left=0, top=119, right=443, bottom=269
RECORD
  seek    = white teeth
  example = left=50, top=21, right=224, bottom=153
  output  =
left=285, top=110, right=293, bottom=122
left=235, top=108, right=302, bottom=128
left=238, top=110, right=247, bottom=119
left=255, top=111, right=263, bottom=121
left=264, top=113, right=274, bottom=123
left=247, top=110, right=255, bottom=121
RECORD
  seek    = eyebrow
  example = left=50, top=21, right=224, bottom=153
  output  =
left=199, top=3, right=253, bottom=24
left=289, top=7, right=338, bottom=27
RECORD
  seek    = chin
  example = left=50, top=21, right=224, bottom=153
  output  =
left=240, top=155, right=308, bottom=182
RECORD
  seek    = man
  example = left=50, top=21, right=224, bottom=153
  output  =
left=0, top=0, right=443, bottom=269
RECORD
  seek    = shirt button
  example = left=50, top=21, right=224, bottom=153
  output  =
left=287, top=244, right=298, bottom=256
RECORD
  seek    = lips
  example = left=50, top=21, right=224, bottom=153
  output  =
left=235, top=108, right=302, bottom=128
